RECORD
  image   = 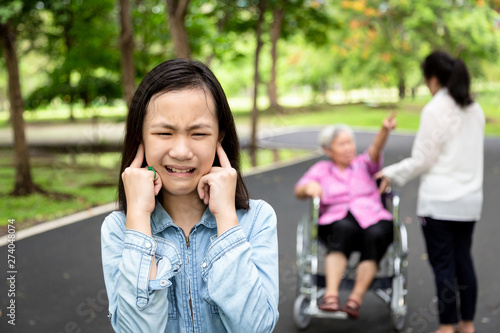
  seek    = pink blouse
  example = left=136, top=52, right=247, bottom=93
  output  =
left=295, top=151, right=392, bottom=229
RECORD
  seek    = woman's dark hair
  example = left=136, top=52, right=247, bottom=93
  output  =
left=117, top=59, right=249, bottom=213
left=421, top=50, right=473, bottom=107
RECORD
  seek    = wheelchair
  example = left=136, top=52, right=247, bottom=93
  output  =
left=293, top=186, right=409, bottom=331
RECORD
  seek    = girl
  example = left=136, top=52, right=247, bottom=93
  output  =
left=101, top=59, right=279, bottom=332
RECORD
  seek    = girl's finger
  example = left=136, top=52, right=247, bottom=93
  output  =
left=130, top=143, right=145, bottom=168
left=153, top=173, right=162, bottom=196
left=204, top=183, right=210, bottom=205
left=197, top=175, right=207, bottom=201
left=217, top=142, right=231, bottom=169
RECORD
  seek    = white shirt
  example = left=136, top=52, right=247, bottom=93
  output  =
left=382, top=88, right=485, bottom=221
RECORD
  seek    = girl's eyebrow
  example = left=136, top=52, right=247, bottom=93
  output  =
left=151, top=122, right=213, bottom=131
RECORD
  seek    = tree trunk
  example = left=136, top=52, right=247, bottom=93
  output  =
left=249, top=0, right=267, bottom=167
left=398, top=74, right=406, bottom=99
left=165, top=0, right=191, bottom=58
left=119, top=0, right=136, bottom=107
left=268, top=7, right=284, bottom=112
left=0, top=23, right=37, bottom=196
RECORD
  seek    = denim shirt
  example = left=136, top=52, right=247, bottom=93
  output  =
left=101, top=199, right=279, bottom=333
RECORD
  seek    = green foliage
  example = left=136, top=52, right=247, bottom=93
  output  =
left=23, top=0, right=122, bottom=110
left=7, top=0, right=500, bottom=114
left=0, top=0, right=23, bottom=24
left=26, top=74, right=122, bottom=109
left=326, top=0, right=500, bottom=93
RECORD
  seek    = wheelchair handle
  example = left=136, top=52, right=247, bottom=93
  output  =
left=311, top=197, right=321, bottom=224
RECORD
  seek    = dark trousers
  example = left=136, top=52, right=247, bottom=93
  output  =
left=420, top=216, right=477, bottom=324
left=318, top=211, right=393, bottom=264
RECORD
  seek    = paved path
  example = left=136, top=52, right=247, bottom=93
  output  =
left=1, top=128, right=499, bottom=332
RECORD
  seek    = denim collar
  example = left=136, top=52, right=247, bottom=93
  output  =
left=150, top=199, right=217, bottom=234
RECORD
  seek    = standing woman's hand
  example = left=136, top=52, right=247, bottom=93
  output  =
left=197, top=143, right=238, bottom=236
left=375, top=171, right=391, bottom=194
left=122, top=144, right=163, bottom=234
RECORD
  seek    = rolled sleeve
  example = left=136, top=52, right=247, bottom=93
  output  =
left=295, top=161, right=327, bottom=189
left=362, top=149, right=383, bottom=175
left=101, top=213, right=180, bottom=333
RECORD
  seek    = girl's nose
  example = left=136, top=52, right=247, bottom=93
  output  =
left=168, top=136, right=193, bottom=160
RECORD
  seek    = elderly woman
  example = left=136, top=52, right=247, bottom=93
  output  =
left=295, top=114, right=396, bottom=319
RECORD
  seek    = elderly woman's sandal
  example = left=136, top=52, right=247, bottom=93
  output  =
left=340, top=298, right=361, bottom=319
left=318, top=295, right=339, bottom=312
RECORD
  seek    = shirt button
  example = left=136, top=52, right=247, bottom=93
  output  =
left=202, top=262, right=207, bottom=268
left=160, top=280, right=167, bottom=287
left=145, top=242, right=151, bottom=249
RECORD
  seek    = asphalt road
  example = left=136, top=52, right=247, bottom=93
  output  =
left=1, top=129, right=499, bottom=333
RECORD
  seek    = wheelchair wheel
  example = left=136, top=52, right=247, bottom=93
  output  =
left=391, top=273, right=407, bottom=330
left=296, top=216, right=312, bottom=288
left=293, top=294, right=311, bottom=330
left=391, top=223, right=409, bottom=331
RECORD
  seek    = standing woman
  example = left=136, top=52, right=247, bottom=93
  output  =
left=101, top=59, right=279, bottom=332
left=377, top=51, right=484, bottom=333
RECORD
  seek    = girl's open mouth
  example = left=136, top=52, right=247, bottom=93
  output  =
left=166, top=166, right=195, bottom=173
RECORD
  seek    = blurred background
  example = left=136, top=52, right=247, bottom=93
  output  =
left=1, top=1, right=500, bottom=332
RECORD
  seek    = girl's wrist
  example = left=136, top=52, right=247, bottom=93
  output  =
left=126, top=210, right=152, bottom=236
left=215, top=211, right=239, bottom=236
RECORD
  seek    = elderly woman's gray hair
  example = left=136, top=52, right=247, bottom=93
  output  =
left=318, top=124, right=355, bottom=149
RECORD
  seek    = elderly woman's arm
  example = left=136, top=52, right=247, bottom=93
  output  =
left=295, top=181, right=323, bottom=199
left=368, top=112, right=396, bottom=163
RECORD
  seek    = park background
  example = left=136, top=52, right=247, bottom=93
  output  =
left=1, top=1, right=500, bottom=332
left=1, top=0, right=500, bottom=230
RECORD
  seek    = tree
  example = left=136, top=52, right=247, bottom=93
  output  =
left=119, top=0, right=136, bottom=106
left=266, top=0, right=333, bottom=110
left=268, top=3, right=284, bottom=111
left=27, top=0, right=121, bottom=115
left=165, top=0, right=191, bottom=58
left=329, top=0, right=500, bottom=98
left=249, top=0, right=267, bottom=167
left=0, top=1, right=39, bottom=195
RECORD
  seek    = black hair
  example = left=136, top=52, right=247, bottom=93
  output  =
left=117, top=59, right=249, bottom=213
left=421, top=51, right=473, bottom=107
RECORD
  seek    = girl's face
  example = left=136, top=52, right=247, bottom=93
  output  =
left=142, top=88, right=219, bottom=197
left=324, top=130, right=356, bottom=169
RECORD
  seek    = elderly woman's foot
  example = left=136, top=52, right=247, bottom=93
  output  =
left=339, top=298, right=362, bottom=319
left=318, top=295, right=339, bottom=312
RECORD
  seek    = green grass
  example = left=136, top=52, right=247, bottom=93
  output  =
left=0, top=152, right=121, bottom=229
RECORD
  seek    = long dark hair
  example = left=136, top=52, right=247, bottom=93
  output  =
left=117, top=59, right=250, bottom=213
left=421, top=51, right=473, bottom=107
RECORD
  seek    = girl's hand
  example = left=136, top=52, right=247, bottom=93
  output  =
left=382, top=111, right=397, bottom=131
left=304, top=181, right=323, bottom=199
left=197, top=143, right=238, bottom=234
left=122, top=143, right=163, bottom=217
